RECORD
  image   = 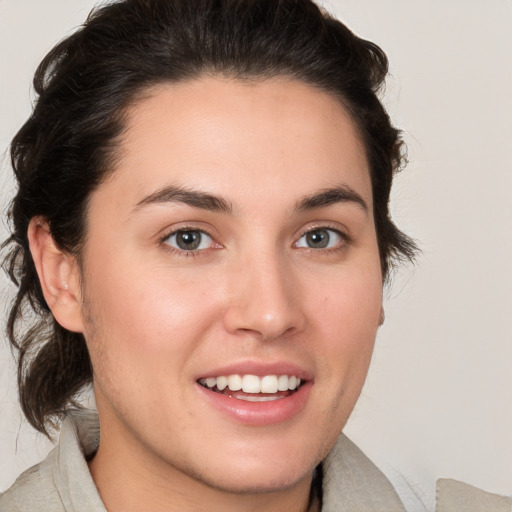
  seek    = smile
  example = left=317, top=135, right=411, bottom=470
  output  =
left=198, top=374, right=303, bottom=401
left=196, top=370, right=312, bottom=425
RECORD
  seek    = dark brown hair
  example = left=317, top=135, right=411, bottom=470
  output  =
left=2, top=0, right=417, bottom=435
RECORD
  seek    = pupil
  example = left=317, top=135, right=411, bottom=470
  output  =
left=177, top=231, right=200, bottom=250
left=307, top=230, right=329, bottom=248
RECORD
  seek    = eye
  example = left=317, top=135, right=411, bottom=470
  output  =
left=295, top=228, right=344, bottom=249
left=163, top=229, right=214, bottom=251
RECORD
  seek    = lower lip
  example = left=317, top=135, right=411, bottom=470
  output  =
left=196, top=382, right=312, bottom=426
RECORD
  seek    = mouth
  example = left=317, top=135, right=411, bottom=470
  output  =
left=198, top=374, right=304, bottom=402
left=196, top=369, right=312, bottom=425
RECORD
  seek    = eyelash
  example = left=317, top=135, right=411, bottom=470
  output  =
left=159, top=224, right=349, bottom=257
left=159, top=226, right=218, bottom=258
left=295, top=225, right=349, bottom=253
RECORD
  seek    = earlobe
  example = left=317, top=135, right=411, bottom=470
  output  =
left=379, top=306, right=385, bottom=326
left=27, top=218, right=85, bottom=333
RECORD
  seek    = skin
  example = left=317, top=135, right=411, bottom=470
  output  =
left=29, top=77, right=383, bottom=512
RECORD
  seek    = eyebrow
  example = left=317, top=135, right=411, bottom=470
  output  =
left=132, top=183, right=368, bottom=215
left=133, top=185, right=233, bottom=214
left=295, top=185, right=368, bottom=213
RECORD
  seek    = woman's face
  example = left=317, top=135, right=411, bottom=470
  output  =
left=79, top=77, right=382, bottom=495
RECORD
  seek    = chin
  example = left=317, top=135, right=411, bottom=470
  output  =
left=152, top=435, right=317, bottom=496
left=188, top=462, right=315, bottom=495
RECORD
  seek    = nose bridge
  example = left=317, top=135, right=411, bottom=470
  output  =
left=223, top=243, right=304, bottom=340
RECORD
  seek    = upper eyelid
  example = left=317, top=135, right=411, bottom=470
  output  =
left=159, top=224, right=217, bottom=242
left=163, top=228, right=213, bottom=240
left=296, top=223, right=348, bottom=240
left=297, top=227, right=344, bottom=239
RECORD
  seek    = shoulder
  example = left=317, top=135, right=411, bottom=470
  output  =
left=436, top=478, right=512, bottom=512
left=0, top=448, right=66, bottom=512
left=0, top=410, right=106, bottom=512
left=322, top=434, right=406, bottom=511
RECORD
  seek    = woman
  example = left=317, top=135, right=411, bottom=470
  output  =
left=1, top=1, right=509, bottom=511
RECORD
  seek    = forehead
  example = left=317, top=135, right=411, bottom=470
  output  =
left=99, top=77, right=371, bottom=214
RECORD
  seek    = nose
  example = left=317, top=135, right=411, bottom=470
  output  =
left=222, top=250, right=306, bottom=341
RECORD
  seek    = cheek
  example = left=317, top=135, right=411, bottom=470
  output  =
left=314, top=264, right=382, bottom=339
left=301, top=266, right=381, bottom=457
left=311, top=264, right=382, bottom=387
left=80, top=254, right=222, bottom=381
left=87, top=251, right=213, bottom=326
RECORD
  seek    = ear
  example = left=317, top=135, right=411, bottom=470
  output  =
left=27, top=218, right=85, bottom=333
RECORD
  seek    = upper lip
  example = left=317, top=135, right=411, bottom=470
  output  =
left=195, top=360, right=313, bottom=381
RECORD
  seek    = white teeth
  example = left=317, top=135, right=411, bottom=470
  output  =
left=227, top=374, right=242, bottom=391
left=242, top=375, right=261, bottom=393
left=200, top=374, right=303, bottom=393
left=260, top=375, right=278, bottom=393
left=277, top=375, right=289, bottom=391
left=216, top=375, right=228, bottom=391
left=236, top=395, right=283, bottom=402
left=205, top=377, right=217, bottom=388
